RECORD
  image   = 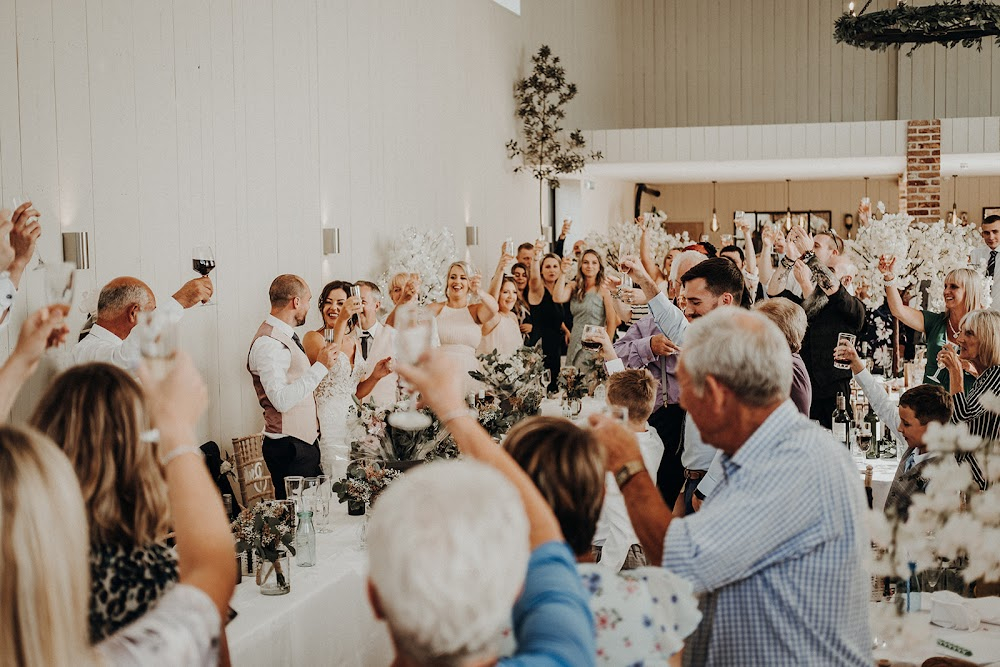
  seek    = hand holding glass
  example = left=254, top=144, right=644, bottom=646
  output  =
left=833, top=333, right=856, bottom=370
left=388, top=305, right=433, bottom=430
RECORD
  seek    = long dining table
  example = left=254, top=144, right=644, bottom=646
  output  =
left=226, top=510, right=393, bottom=666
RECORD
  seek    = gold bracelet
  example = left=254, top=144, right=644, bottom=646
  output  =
left=160, top=446, right=204, bottom=467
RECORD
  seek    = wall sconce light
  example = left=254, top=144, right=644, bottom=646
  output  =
left=62, top=231, right=90, bottom=270
left=466, top=225, right=479, bottom=246
left=323, top=228, right=341, bottom=255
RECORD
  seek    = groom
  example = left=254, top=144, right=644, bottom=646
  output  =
left=248, top=274, right=338, bottom=498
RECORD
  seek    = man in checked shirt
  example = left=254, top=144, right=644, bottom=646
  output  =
left=592, top=307, right=871, bottom=666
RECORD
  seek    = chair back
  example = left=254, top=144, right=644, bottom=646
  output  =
left=232, top=434, right=274, bottom=507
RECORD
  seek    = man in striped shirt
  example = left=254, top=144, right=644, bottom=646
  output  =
left=595, top=307, right=871, bottom=666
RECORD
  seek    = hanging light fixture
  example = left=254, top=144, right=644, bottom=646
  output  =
left=864, top=176, right=870, bottom=200
left=949, top=174, right=959, bottom=224
left=710, top=181, right=719, bottom=232
left=784, top=179, right=793, bottom=231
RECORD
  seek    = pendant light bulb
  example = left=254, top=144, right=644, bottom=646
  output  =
left=709, top=181, right=719, bottom=233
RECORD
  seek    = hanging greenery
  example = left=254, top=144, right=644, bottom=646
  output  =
left=506, top=45, right=602, bottom=227
left=834, top=0, right=1000, bottom=54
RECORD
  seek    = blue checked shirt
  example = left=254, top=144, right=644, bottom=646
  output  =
left=662, top=401, right=872, bottom=666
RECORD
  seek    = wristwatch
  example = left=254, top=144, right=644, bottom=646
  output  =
left=615, top=460, right=646, bottom=489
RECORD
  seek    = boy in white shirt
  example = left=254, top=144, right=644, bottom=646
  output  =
left=592, top=369, right=665, bottom=570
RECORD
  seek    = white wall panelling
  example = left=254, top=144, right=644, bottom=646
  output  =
left=0, top=0, right=625, bottom=449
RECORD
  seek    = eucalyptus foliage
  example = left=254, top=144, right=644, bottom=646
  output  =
left=835, top=0, right=1000, bottom=54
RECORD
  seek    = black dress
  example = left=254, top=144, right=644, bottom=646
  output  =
left=526, top=286, right=564, bottom=393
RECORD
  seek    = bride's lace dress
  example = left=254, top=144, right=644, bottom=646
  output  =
left=315, top=351, right=366, bottom=480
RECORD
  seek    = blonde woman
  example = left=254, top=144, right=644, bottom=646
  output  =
left=430, top=261, right=498, bottom=393
left=478, top=276, right=524, bottom=357
left=881, top=259, right=984, bottom=389
left=30, top=363, right=176, bottom=642
left=1, top=351, right=234, bottom=666
left=385, top=272, right=421, bottom=328
left=553, top=249, right=619, bottom=369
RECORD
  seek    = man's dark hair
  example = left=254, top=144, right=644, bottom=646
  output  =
left=720, top=245, right=745, bottom=262
left=984, top=215, right=1000, bottom=227
left=680, top=257, right=745, bottom=306
left=517, top=242, right=534, bottom=253
left=701, top=241, right=718, bottom=258
left=899, top=384, right=952, bottom=425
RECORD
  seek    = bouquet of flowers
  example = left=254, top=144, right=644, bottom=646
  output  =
left=378, top=227, right=458, bottom=305
left=331, top=460, right=402, bottom=508
left=848, top=204, right=980, bottom=310
left=231, top=500, right=296, bottom=588
left=585, top=213, right=688, bottom=268
left=558, top=365, right=588, bottom=401
left=350, top=398, right=454, bottom=463
left=470, top=343, right=546, bottom=438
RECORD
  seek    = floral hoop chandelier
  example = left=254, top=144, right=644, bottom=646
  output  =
left=834, top=0, right=1000, bottom=54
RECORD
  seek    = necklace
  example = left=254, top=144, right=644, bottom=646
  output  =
left=947, top=314, right=960, bottom=339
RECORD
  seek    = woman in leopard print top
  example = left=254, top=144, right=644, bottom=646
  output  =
left=30, top=363, right=179, bottom=641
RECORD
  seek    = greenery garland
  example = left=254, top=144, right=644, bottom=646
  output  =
left=834, top=0, right=1000, bottom=54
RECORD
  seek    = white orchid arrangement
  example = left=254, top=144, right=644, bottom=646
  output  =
left=847, top=203, right=981, bottom=311
left=867, top=400, right=1000, bottom=646
left=584, top=212, right=688, bottom=268
left=378, top=227, right=459, bottom=305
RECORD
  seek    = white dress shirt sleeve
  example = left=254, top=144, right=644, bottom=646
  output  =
left=248, top=336, right=327, bottom=414
left=854, top=369, right=903, bottom=444
left=646, top=293, right=688, bottom=345
left=604, top=358, right=625, bottom=375
left=697, top=450, right=725, bottom=500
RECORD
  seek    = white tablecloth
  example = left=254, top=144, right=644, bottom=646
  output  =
left=873, top=600, right=1000, bottom=665
left=539, top=396, right=604, bottom=422
left=227, top=510, right=393, bottom=666
left=852, top=454, right=898, bottom=512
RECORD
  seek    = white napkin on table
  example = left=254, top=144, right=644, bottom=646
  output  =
left=930, top=591, right=981, bottom=631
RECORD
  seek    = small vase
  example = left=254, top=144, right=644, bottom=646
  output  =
left=256, top=549, right=291, bottom=596
left=347, top=499, right=365, bottom=516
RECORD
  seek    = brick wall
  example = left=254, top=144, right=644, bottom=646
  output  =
left=905, top=120, right=941, bottom=223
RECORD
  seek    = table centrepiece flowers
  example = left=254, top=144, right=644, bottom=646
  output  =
left=470, top=343, right=546, bottom=439
left=331, top=460, right=402, bottom=515
left=232, top=500, right=297, bottom=595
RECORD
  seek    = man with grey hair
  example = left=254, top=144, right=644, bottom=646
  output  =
left=73, top=275, right=213, bottom=368
left=355, top=280, right=396, bottom=406
left=594, top=307, right=871, bottom=665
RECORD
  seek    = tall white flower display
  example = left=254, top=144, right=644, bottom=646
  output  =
left=847, top=204, right=981, bottom=311
left=378, top=227, right=459, bottom=305
left=584, top=214, right=688, bottom=267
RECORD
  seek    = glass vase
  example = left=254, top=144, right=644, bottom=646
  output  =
left=348, top=499, right=365, bottom=516
left=256, top=548, right=291, bottom=596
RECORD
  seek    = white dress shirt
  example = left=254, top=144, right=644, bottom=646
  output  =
left=0, top=272, right=15, bottom=328
left=73, top=297, right=185, bottom=370
left=248, top=315, right=327, bottom=437
left=971, top=244, right=999, bottom=307
left=593, top=428, right=664, bottom=571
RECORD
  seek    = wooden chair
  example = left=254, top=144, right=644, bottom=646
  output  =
left=232, top=434, right=274, bottom=507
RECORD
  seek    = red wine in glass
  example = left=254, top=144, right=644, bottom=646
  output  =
left=193, top=259, right=216, bottom=276
left=581, top=339, right=603, bottom=350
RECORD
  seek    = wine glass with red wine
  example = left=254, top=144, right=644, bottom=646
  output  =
left=582, top=324, right=604, bottom=351
left=192, top=245, right=216, bottom=305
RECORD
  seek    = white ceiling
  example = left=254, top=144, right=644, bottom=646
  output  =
left=577, top=152, right=1000, bottom=184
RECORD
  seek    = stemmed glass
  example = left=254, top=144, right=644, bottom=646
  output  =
left=929, top=341, right=960, bottom=383
left=44, top=261, right=76, bottom=310
left=388, top=304, right=433, bottom=431
left=192, top=245, right=216, bottom=305
left=11, top=196, right=45, bottom=271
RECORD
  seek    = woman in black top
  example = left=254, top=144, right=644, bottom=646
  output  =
left=527, top=245, right=567, bottom=393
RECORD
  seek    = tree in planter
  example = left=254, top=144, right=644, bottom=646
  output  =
left=506, top=45, right=603, bottom=231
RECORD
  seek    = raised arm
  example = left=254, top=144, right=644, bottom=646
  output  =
left=527, top=240, right=546, bottom=306
left=0, top=307, right=69, bottom=418
left=600, top=286, right=620, bottom=339
left=550, top=257, right=575, bottom=303
left=488, top=242, right=514, bottom=300
left=758, top=226, right=776, bottom=287
left=396, top=351, right=563, bottom=549
left=139, top=353, right=235, bottom=619
left=639, top=220, right=665, bottom=284
left=880, top=256, right=925, bottom=332
left=469, top=273, right=499, bottom=324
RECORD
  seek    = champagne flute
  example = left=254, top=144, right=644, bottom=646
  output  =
left=192, top=245, right=215, bottom=305
left=11, top=196, right=45, bottom=270
left=44, top=261, right=76, bottom=310
left=135, top=309, right=179, bottom=442
left=388, top=304, right=433, bottom=430
left=349, top=284, right=362, bottom=329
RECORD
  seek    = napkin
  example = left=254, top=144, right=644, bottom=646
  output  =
left=930, top=591, right=981, bottom=631
left=965, top=597, right=1000, bottom=626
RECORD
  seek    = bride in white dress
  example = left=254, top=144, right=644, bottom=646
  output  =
left=303, top=281, right=393, bottom=479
